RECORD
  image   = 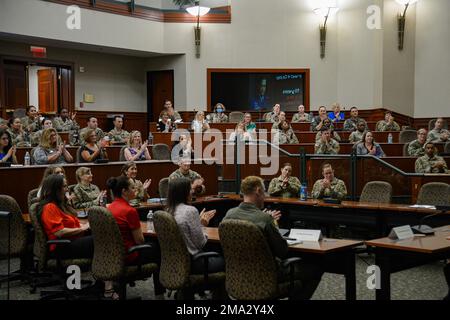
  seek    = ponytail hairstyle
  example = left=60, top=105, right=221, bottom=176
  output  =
left=106, top=175, right=131, bottom=199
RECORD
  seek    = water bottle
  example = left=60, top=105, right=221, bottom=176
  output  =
left=24, top=151, right=31, bottom=166
left=148, top=132, right=154, bottom=145
left=300, top=183, right=307, bottom=201
left=147, top=210, right=154, bottom=232
left=387, top=133, right=393, bottom=144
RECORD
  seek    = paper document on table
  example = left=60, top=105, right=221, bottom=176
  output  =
left=409, top=205, right=436, bottom=209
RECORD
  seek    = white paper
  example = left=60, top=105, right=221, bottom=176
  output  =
left=391, top=225, right=414, bottom=240
left=289, top=229, right=322, bottom=242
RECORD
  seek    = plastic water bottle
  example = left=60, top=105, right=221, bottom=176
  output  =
left=300, top=183, right=307, bottom=201
left=387, top=133, right=393, bottom=144
left=147, top=210, right=154, bottom=232
left=148, top=132, right=154, bottom=145
left=24, top=151, right=31, bottom=166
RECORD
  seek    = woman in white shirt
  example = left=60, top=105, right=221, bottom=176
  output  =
left=191, top=111, right=210, bottom=133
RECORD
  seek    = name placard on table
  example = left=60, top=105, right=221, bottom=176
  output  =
left=289, top=229, right=323, bottom=242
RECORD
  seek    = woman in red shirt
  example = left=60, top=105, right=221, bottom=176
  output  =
left=39, top=174, right=92, bottom=259
left=106, top=175, right=163, bottom=299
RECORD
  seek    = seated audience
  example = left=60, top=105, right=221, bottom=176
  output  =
left=264, top=104, right=281, bottom=123
left=428, top=118, right=450, bottom=143
left=36, top=165, right=66, bottom=199
left=172, top=133, right=193, bottom=160
left=415, top=142, right=449, bottom=174
left=242, top=113, right=257, bottom=134
left=311, top=106, right=330, bottom=131
left=191, top=111, right=210, bottom=133
left=348, top=120, right=367, bottom=144
left=291, top=104, right=312, bottom=123
left=80, top=129, right=108, bottom=163
left=207, top=103, right=228, bottom=123
left=328, top=103, right=345, bottom=123
left=159, top=100, right=182, bottom=123
left=166, top=178, right=223, bottom=274
left=0, top=129, right=17, bottom=164
left=38, top=174, right=93, bottom=259
left=121, top=162, right=151, bottom=206
left=407, top=129, right=428, bottom=157
left=79, top=117, right=105, bottom=144
left=312, top=163, right=347, bottom=200
left=124, top=130, right=151, bottom=161
left=31, top=118, right=54, bottom=147
left=108, top=116, right=130, bottom=145
left=7, top=117, right=30, bottom=147
left=169, top=158, right=205, bottom=196
left=271, top=111, right=286, bottom=129
left=344, top=107, right=367, bottom=131
left=34, top=128, right=73, bottom=165
left=376, top=111, right=400, bottom=131
left=21, top=105, right=41, bottom=133
left=314, top=119, right=341, bottom=142
left=157, top=112, right=176, bottom=132
left=355, top=131, right=385, bottom=157
left=72, top=167, right=106, bottom=209
left=273, top=120, right=299, bottom=145
left=314, top=128, right=340, bottom=154
left=229, top=122, right=254, bottom=142
left=53, top=108, right=79, bottom=132
left=224, top=176, right=324, bottom=300
left=268, top=163, right=301, bottom=198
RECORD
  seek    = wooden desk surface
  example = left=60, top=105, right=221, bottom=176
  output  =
left=365, top=226, right=450, bottom=254
left=141, top=223, right=362, bottom=254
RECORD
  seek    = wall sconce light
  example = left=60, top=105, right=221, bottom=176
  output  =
left=186, top=1, right=210, bottom=58
left=396, top=0, right=418, bottom=50
left=313, top=6, right=339, bottom=59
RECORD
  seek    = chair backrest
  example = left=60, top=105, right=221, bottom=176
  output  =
left=30, top=147, right=38, bottom=165
left=0, top=195, right=28, bottom=256
left=76, top=146, right=83, bottom=163
left=158, top=178, right=169, bottom=198
left=27, top=188, right=39, bottom=211
left=445, top=141, right=450, bottom=154
left=429, top=119, right=448, bottom=131
left=399, top=130, right=417, bottom=144
left=416, top=183, right=450, bottom=206
left=402, top=142, right=410, bottom=156
left=153, top=211, right=191, bottom=289
left=152, top=144, right=171, bottom=160
left=229, top=112, right=244, bottom=123
left=29, top=202, right=49, bottom=271
left=359, top=181, right=393, bottom=204
left=13, top=108, right=26, bottom=119
left=219, top=219, right=279, bottom=300
left=88, top=206, right=126, bottom=281
left=119, top=146, right=127, bottom=161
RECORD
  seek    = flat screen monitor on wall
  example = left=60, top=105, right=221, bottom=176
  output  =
left=208, top=69, right=310, bottom=112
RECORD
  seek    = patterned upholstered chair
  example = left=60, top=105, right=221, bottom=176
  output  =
left=29, top=203, right=92, bottom=299
left=219, top=219, right=302, bottom=300
left=403, top=142, right=410, bottom=156
left=153, top=211, right=225, bottom=299
left=228, top=112, right=244, bottom=123
left=27, top=188, right=39, bottom=212
left=360, top=181, right=393, bottom=204
left=158, top=178, right=169, bottom=198
left=0, top=195, right=29, bottom=285
left=119, top=146, right=127, bottom=161
left=416, top=183, right=450, bottom=206
left=445, top=141, right=450, bottom=154
left=88, top=206, right=159, bottom=300
left=152, top=144, right=171, bottom=160
left=399, top=130, right=417, bottom=144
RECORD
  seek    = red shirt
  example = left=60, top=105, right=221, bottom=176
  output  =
left=108, top=197, right=141, bottom=263
left=41, top=203, right=81, bottom=251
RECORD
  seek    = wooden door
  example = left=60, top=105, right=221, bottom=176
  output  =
left=38, top=68, right=57, bottom=113
left=3, top=61, right=28, bottom=110
left=147, top=70, right=174, bottom=122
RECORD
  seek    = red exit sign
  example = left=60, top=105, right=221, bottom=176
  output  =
left=30, top=46, right=47, bottom=58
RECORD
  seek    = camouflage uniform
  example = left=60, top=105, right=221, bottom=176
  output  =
left=315, top=130, right=341, bottom=142
left=108, top=128, right=130, bottom=144
left=129, top=179, right=149, bottom=207
left=348, top=130, right=365, bottom=144
left=427, top=129, right=450, bottom=143
left=311, top=116, right=331, bottom=132
left=169, top=169, right=205, bottom=195
left=263, top=112, right=280, bottom=123
left=206, top=113, right=228, bottom=123
left=7, top=129, right=30, bottom=147
left=30, top=130, right=44, bottom=147
left=312, top=177, right=347, bottom=200
left=415, top=155, right=449, bottom=174
left=291, top=112, right=312, bottom=123
left=273, top=129, right=299, bottom=144
left=72, top=183, right=101, bottom=209
left=20, top=116, right=40, bottom=133
left=0, top=117, right=7, bottom=129
left=343, top=117, right=367, bottom=131
left=314, top=139, right=340, bottom=154
left=159, top=110, right=182, bottom=122
left=268, top=175, right=301, bottom=198
left=378, top=121, right=400, bottom=132
left=407, top=139, right=426, bottom=157
left=53, top=117, right=80, bottom=132
left=79, top=127, right=105, bottom=144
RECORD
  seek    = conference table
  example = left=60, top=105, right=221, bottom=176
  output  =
left=366, top=226, right=450, bottom=300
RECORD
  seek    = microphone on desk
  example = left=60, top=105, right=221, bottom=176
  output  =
left=412, top=208, right=449, bottom=235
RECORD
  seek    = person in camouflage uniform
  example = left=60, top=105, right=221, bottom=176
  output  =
left=312, top=163, right=347, bottom=200
left=428, top=118, right=450, bottom=143
left=271, top=111, right=286, bottom=129
left=415, top=142, right=449, bottom=174
left=7, top=117, right=30, bottom=147
left=314, top=119, right=341, bottom=142
left=21, top=105, right=41, bottom=133
left=53, top=109, right=80, bottom=146
left=268, top=163, right=301, bottom=198
left=376, top=112, right=401, bottom=132
left=207, top=103, right=228, bottom=123
left=291, top=104, right=312, bottom=123
left=311, top=106, right=331, bottom=132
left=273, top=120, right=299, bottom=145
left=348, top=121, right=367, bottom=144
left=79, top=117, right=105, bottom=144
left=169, top=158, right=205, bottom=196
left=72, top=167, right=107, bottom=209
left=0, top=117, right=7, bottom=130
left=315, top=128, right=340, bottom=154
left=407, top=128, right=428, bottom=157
left=263, top=104, right=281, bottom=123
left=344, top=107, right=368, bottom=132
left=108, top=116, right=130, bottom=145
left=121, top=162, right=151, bottom=206
left=159, top=100, right=182, bottom=123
